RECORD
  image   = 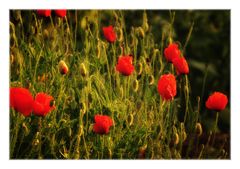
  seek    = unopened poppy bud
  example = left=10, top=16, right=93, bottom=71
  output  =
left=80, top=102, right=86, bottom=114
left=195, top=122, right=203, bottom=137
left=43, top=29, right=49, bottom=39
left=22, top=122, right=29, bottom=136
left=10, top=54, right=14, bottom=64
left=119, top=86, right=124, bottom=99
left=149, top=75, right=155, bottom=85
left=127, top=113, right=134, bottom=126
left=80, top=17, right=87, bottom=30
left=97, top=41, right=101, bottom=58
left=59, top=60, right=69, bottom=75
left=32, top=139, right=40, bottom=146
left=182, top=131, right=187, bottom=142
left=78, top=125, right=84, bottom=137
left=142, top=12, right=149, bottom=32
left=173, top=132, right=179, bottom=145
left=136, top=62, right=143, bottom=75
left=138, top=144, right=147, bottom=159
left=80, top=63, right=87, bottom=77
left=133, top=79, right=139, bottom=92
left=137, top=27, right=145, bottom=38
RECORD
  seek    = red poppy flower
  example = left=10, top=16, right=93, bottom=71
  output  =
left=116, top=55, right=134, bottom=76
left=172, top=56, right=189, bottom=75
left=157, top=74, right=177, bottom=100
left=93, top=115, right=113, bottom=134
left=10, top=87, right=34, bottom=117
left=102, top=26, right=117, bottom=43
left=206, top=92, right=228, bottom=111
left=164, top=43, right=181, bottom=62
left=37, top=10, right=51, bottom=17
left=54, top=10, right=67, bottom=18
left=33, top=93, right=55, bottom=117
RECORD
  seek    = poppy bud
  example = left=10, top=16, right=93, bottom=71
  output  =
left=10, top=54, right=14, bottom=64
left=142, top=12, right=149, bottom=32
left=133, top=79, right=139, bottom=92
left=136, top=27, right=145, bottom=38
left=127, top=113, right=134, bottom=126
left=195, top=122, right=203, bottom=137
left=182, top=131, right=187, bottom=142
left=138, top=144, right=147, bottom=159
left=80, top=17, right=87, bottom=30
left=148, top=75, right=155, bottom=85
left=59, top=60, right=69, bottom=75
left=80, top=102, right=86, bottom=114
left=119, top=86, right=124, bottom=99
left=32, top=139, right=40, bottom=146
left=22, top=122, right=29, bottom=136
left=97, top=41, right=101, bottom=58
left=173, top=132, right=179, bottom=145
left=80, top=63, right=87, bottom=77
left=136, top=62, right=143, bottom=75
left=117, top=28, right=124, bottom=42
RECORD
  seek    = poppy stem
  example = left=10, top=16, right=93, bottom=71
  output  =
left=212, top=111, right=219, bottom=146
left=38, top=117, right=43, bottom=159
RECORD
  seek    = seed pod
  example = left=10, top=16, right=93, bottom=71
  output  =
left=59, top=60, right=69, bottom=75
left=80, top=63, right=87, bottom=77
left=195, top=122, right=203, bottom=137
left=133, top=79, right=139, bottom=92
left=148, top=75, right=155, bottom=85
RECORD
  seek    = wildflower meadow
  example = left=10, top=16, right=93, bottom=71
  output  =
left=10, top=10, right=230, bottom=159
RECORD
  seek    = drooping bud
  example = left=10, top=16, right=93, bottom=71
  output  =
left=133, top=79, right=139, bottom=92
left=136, top=62, right=143, bottom=75
left=148, top=75, right=155, bottom=85
left=173, top=132, right=179, bottom=145
left=80, top=63, right=87, bottom=77
left=59, top=60, right=69, bottom=75
left=195, top=122, right=203, bottom=137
